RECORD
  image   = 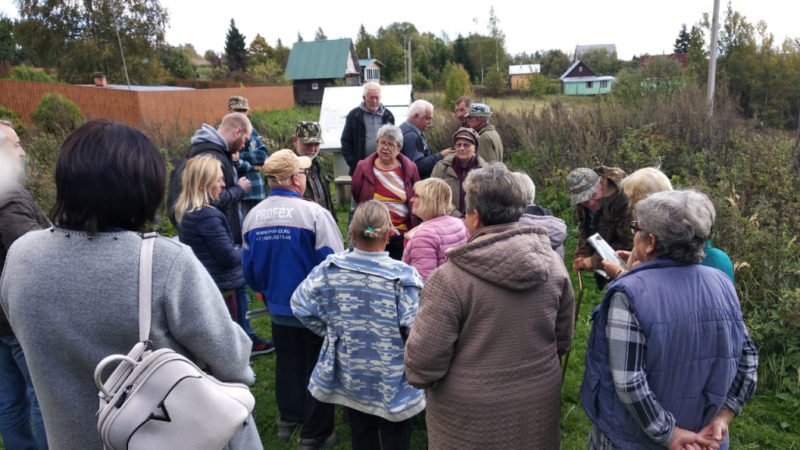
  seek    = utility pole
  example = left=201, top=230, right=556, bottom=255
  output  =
left=707, top=0, right=720, bottom=119
left=407, top=38, right=413, bottom=85
left=114, top=19, right=132, bottom=89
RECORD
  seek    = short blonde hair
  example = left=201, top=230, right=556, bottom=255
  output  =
left=173, top=155, right=222, bottom=224
left=220, top=112, right=252, bottom=136
left=620, top=167, right=673, bottom=207
left=413, top=178, right=453, bottom=218
left=350, top=200, right=391, bottom=241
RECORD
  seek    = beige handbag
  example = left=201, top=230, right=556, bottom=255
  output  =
left=94, top=232, right=255, bottom=449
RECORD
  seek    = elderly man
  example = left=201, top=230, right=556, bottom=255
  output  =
left=227, top=96, right=270, bottom=219
left=465, top=102, right=503, bottom=163
left=513, top=172, right=567, bottom=259
left=567, top=166, right=633, bottom=289
left=242, top=150, right=344, bottom=450
left=581, top=190, right=757, bottom=449
left=406, top=163, right=574, bottom=450
left=292, top=121, right=336, bottom=220
left=340, top=81, right=395, bottom=176
left=454, top=96, right=472, bottom=127
left=400, top=99, right=452, bottom=179
left=0, top=120, right=49, bottom=449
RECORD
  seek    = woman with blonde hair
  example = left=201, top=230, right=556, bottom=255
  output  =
left=292, top=200, right=424, bottom=450
left=403, top=178, right=469, bottom=281
left=175, top=155, right=247, bottom=321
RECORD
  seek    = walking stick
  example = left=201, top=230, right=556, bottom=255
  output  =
left=561, top=270, right=584, bottom=383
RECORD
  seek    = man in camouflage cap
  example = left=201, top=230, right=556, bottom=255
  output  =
left=292, top=121, right=337, bottom=222
left=466, top=102, right=503, bottom=163
left=567, top=166, right=632, bottom=289
left=227, top=96, right=270, bottom=220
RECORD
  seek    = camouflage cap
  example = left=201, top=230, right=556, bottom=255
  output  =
left=295, top=121, right=323, bottom=144
left=567, top=168, right=600, bottom=205
left=466, top=102, right=492, bottom=118
left=228, top=96, right=249, bottom=111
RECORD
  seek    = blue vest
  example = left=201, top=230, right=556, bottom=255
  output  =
left=580, top=259, right=744, bottom=449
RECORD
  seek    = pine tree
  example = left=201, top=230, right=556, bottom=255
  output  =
left=224, top=19, right=248, bottom=72
left=674, top=24, right=691, bottom=54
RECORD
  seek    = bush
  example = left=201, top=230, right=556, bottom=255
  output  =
left=412, top=70, right=432, bottom=92
left=6, top=65, right=59, bottom=83
left=483, top=67, right=506, bottom=96
left=525, top=73, right=549, bottom=98
left=0, top=106, right=24, bottom=134
left=443, top=63, right=471, bottom=109
left=32, top=93, right=84, bottom=136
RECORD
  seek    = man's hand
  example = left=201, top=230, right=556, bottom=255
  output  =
left=697, top=408, right=734, bottom=449
left=237, top=176, right=252, bottom=194
left=572, top=256, right=592, bottom=272
left=440, top=147, right=454, bottom=157
left=668, top=426, right=717, bottom=450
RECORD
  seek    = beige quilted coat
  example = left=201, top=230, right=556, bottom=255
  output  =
left=405, top=223, right=575, bottom=450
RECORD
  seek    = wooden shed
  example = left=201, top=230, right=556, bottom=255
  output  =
left=508, top=64, right=541, bottom=89
left=285, top=38, right=361, bottom=104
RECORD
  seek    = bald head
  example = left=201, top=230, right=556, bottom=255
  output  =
left=219, top=112, right=252, bottom=153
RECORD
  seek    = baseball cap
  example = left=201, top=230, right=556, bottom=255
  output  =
left=263, top=149, right=312, bottom=181
left=466, top=103, right=492, bottom=118
left=567, top=168, right=600, bottom=205
left=295, top=121, right=323, bottom=144
left=228, top=96, right=249, bottom=111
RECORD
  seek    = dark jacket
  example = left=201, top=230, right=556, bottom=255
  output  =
left=399, top=121, right=443, bottom=179
left=167, top=125, right=245, bottom=244
left=350, top=152, right=420, bottom=229
left=341, top=105, right=394, bottom=175
left=177, top=206, right=244, bottom=292
left=0, top=186, right=50, bottom=336
left=581, top=259, right=747, bottom=449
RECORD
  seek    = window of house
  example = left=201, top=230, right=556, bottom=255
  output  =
left=311, top=82, right=319, bottom=91
left=586, top=81, right=593, bottom=89
left=365, top=68, right=380, bottom=81
left=600, top=80, right=608, bottom=88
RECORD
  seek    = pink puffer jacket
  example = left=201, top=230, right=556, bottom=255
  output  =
left=403, top=215, right=469, bottom=281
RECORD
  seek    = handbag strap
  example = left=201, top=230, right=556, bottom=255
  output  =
left=138, top=232, right=158, bottom=342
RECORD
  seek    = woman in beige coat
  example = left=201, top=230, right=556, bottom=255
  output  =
left=431, top=127, right=487, bottom=217
left=405, top=163, right=575, bottom=450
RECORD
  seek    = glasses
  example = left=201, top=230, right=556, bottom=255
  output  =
left=296, top=169, right=309, bottom=175
left=630, top=220, right=642, bottom=235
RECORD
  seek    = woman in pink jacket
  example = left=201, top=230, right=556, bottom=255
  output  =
left=403, top=178, right=469, bottom=281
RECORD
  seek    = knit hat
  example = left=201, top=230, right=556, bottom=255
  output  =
left=452, top=127, right=480, bottom=148
left=228, top=96, right=249, bottom=111
left=263, top=149, right=311, bottom=181
left=295, top=121, right=323, bottom=144
left=567, top=168, right=600, bottom=205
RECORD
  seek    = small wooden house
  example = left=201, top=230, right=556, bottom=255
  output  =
left=508, top=64, right=541, bottom=89
left=559, top=60, right=615, bottom=96
left=359, top=59, right=383, bottom=82
left=285, top=38, right=361, bottom=104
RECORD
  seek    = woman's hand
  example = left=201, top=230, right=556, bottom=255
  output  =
left=601, top=260, right=624, bottom=279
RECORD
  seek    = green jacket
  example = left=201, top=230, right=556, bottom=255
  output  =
left=476, top=124, right=503, bottom=163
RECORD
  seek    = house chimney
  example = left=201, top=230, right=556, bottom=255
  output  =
left=367, top=47, right=371, bottom=59
left=94, top=74, right=107, bottom=87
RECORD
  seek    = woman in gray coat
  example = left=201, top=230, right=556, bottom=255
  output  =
left=0, top=120, right=261, bottom=449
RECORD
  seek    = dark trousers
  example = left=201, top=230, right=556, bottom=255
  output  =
left=346, top=408, right=413, bottom=450
left=235, top=285, right=256, bottom=340
left=386, top=234, right=405, bottom=260
left=272, top=323, right=334, bottom=441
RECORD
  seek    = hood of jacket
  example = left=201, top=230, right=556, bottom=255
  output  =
left=519, top=213, right=567, bottom=250
left=446, top=222, right=554, bottom=291
left=190, top=124, right=228, bottom=151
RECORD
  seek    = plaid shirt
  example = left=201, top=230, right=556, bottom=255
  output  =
left=591, top=291, right=759, bottom=449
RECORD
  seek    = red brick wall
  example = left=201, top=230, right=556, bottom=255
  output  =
left=0, top=80, right=294, bottom=135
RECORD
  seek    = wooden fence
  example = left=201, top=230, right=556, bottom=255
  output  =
left=0, top=79, right=294, bottom=138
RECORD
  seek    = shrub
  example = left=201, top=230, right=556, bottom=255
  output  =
left=6, top=65, right=59, bottom=83
left=0, top=106, right=24, bottom=134
left=483, top=67, right=506, bottom=96
left=412, top=70, right=432, bottom=92
left=32, top=93, right=84, bottom=136
left=525, top=73, right=549, bottom=98
left=443, top=63, right=471, bottom=109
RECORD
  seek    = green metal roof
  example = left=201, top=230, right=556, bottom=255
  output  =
left=285, top=39, right=353, bottom=80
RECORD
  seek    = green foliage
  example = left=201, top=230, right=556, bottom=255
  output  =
left=248, top=34, right=273, bottom=67
left=248, top=105, right=322, bottom=150
left=579, top=48, right=622, bottom=75
left=32, top=93, right=84, bottom=136
left=159, top=45, right=194, bottom=79
left=411, top=69, right=432, bottom=91
left=0, top=14, right=24, bottom=64
left=483, top=66, right=506, bottom=96
left=540, top=49, right=571, bottom=78
left=525, top=73, right=549, bottom=97
left=442, top=63, right=472, bottom=109
left=224, top=19, right=248, bottom=72
left=313, top=27, right=327, bottom=41
left=14, top=0, right=169, bottom=84
left=6, top=64, right=58, bottom=82
left=249, top=60, right=289, bottom=85
left=674, top=24, right=691, bottom=54
left=0, top=106, right=23, bottom=132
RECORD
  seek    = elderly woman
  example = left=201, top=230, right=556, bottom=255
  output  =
left=0, top=120, right=260, bottom=449
left=581, top=190, right=758, bottom=450
left=402, top=178, right=469, bottom=281
left=513, top=171, right=567, bottom=259
left=431, top=127, right=487, bottom=217
left=405, top=163, right=575, bottom=450
left=351, top=124, right=420, bottom=259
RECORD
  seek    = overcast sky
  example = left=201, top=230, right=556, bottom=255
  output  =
left=2, top=0, right=797, bottom=60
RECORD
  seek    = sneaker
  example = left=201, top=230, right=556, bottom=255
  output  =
left=298, top=432, right=339, bottom=450
left=276, top=418, right=299, bottom=442
left=251, top=337, right=275, bottom=356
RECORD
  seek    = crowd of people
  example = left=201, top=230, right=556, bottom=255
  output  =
left=0, top=87, right=757, bottom=450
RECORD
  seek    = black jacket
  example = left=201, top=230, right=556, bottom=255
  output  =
left=340, top=105, right=394, bottom=175
left=177, top=206, right=244, bottom=291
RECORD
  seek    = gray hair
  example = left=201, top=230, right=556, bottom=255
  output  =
left=362, top=81, right=381, bottom=96
left=350, top=200, right=392, bottom=242
left=408, top=99, right=433, bottom=119
left=512, top=172, right=536, bottom=204
left=464, top=163, right=526, bottom=226
left=0, top=124, right=22, bottom=189
left=635, top=189, right=715, bottom=263
left=376, top=124, right=403, bottom=149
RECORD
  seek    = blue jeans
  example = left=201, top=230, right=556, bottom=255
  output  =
left=0, top=335, right=47, bottom=449
left=235, top=285, right=256, bottom=341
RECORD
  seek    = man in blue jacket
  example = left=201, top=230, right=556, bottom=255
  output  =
left=399, top=100, right=452, bottom=179
left=243, top=150, right=344, bottom=450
